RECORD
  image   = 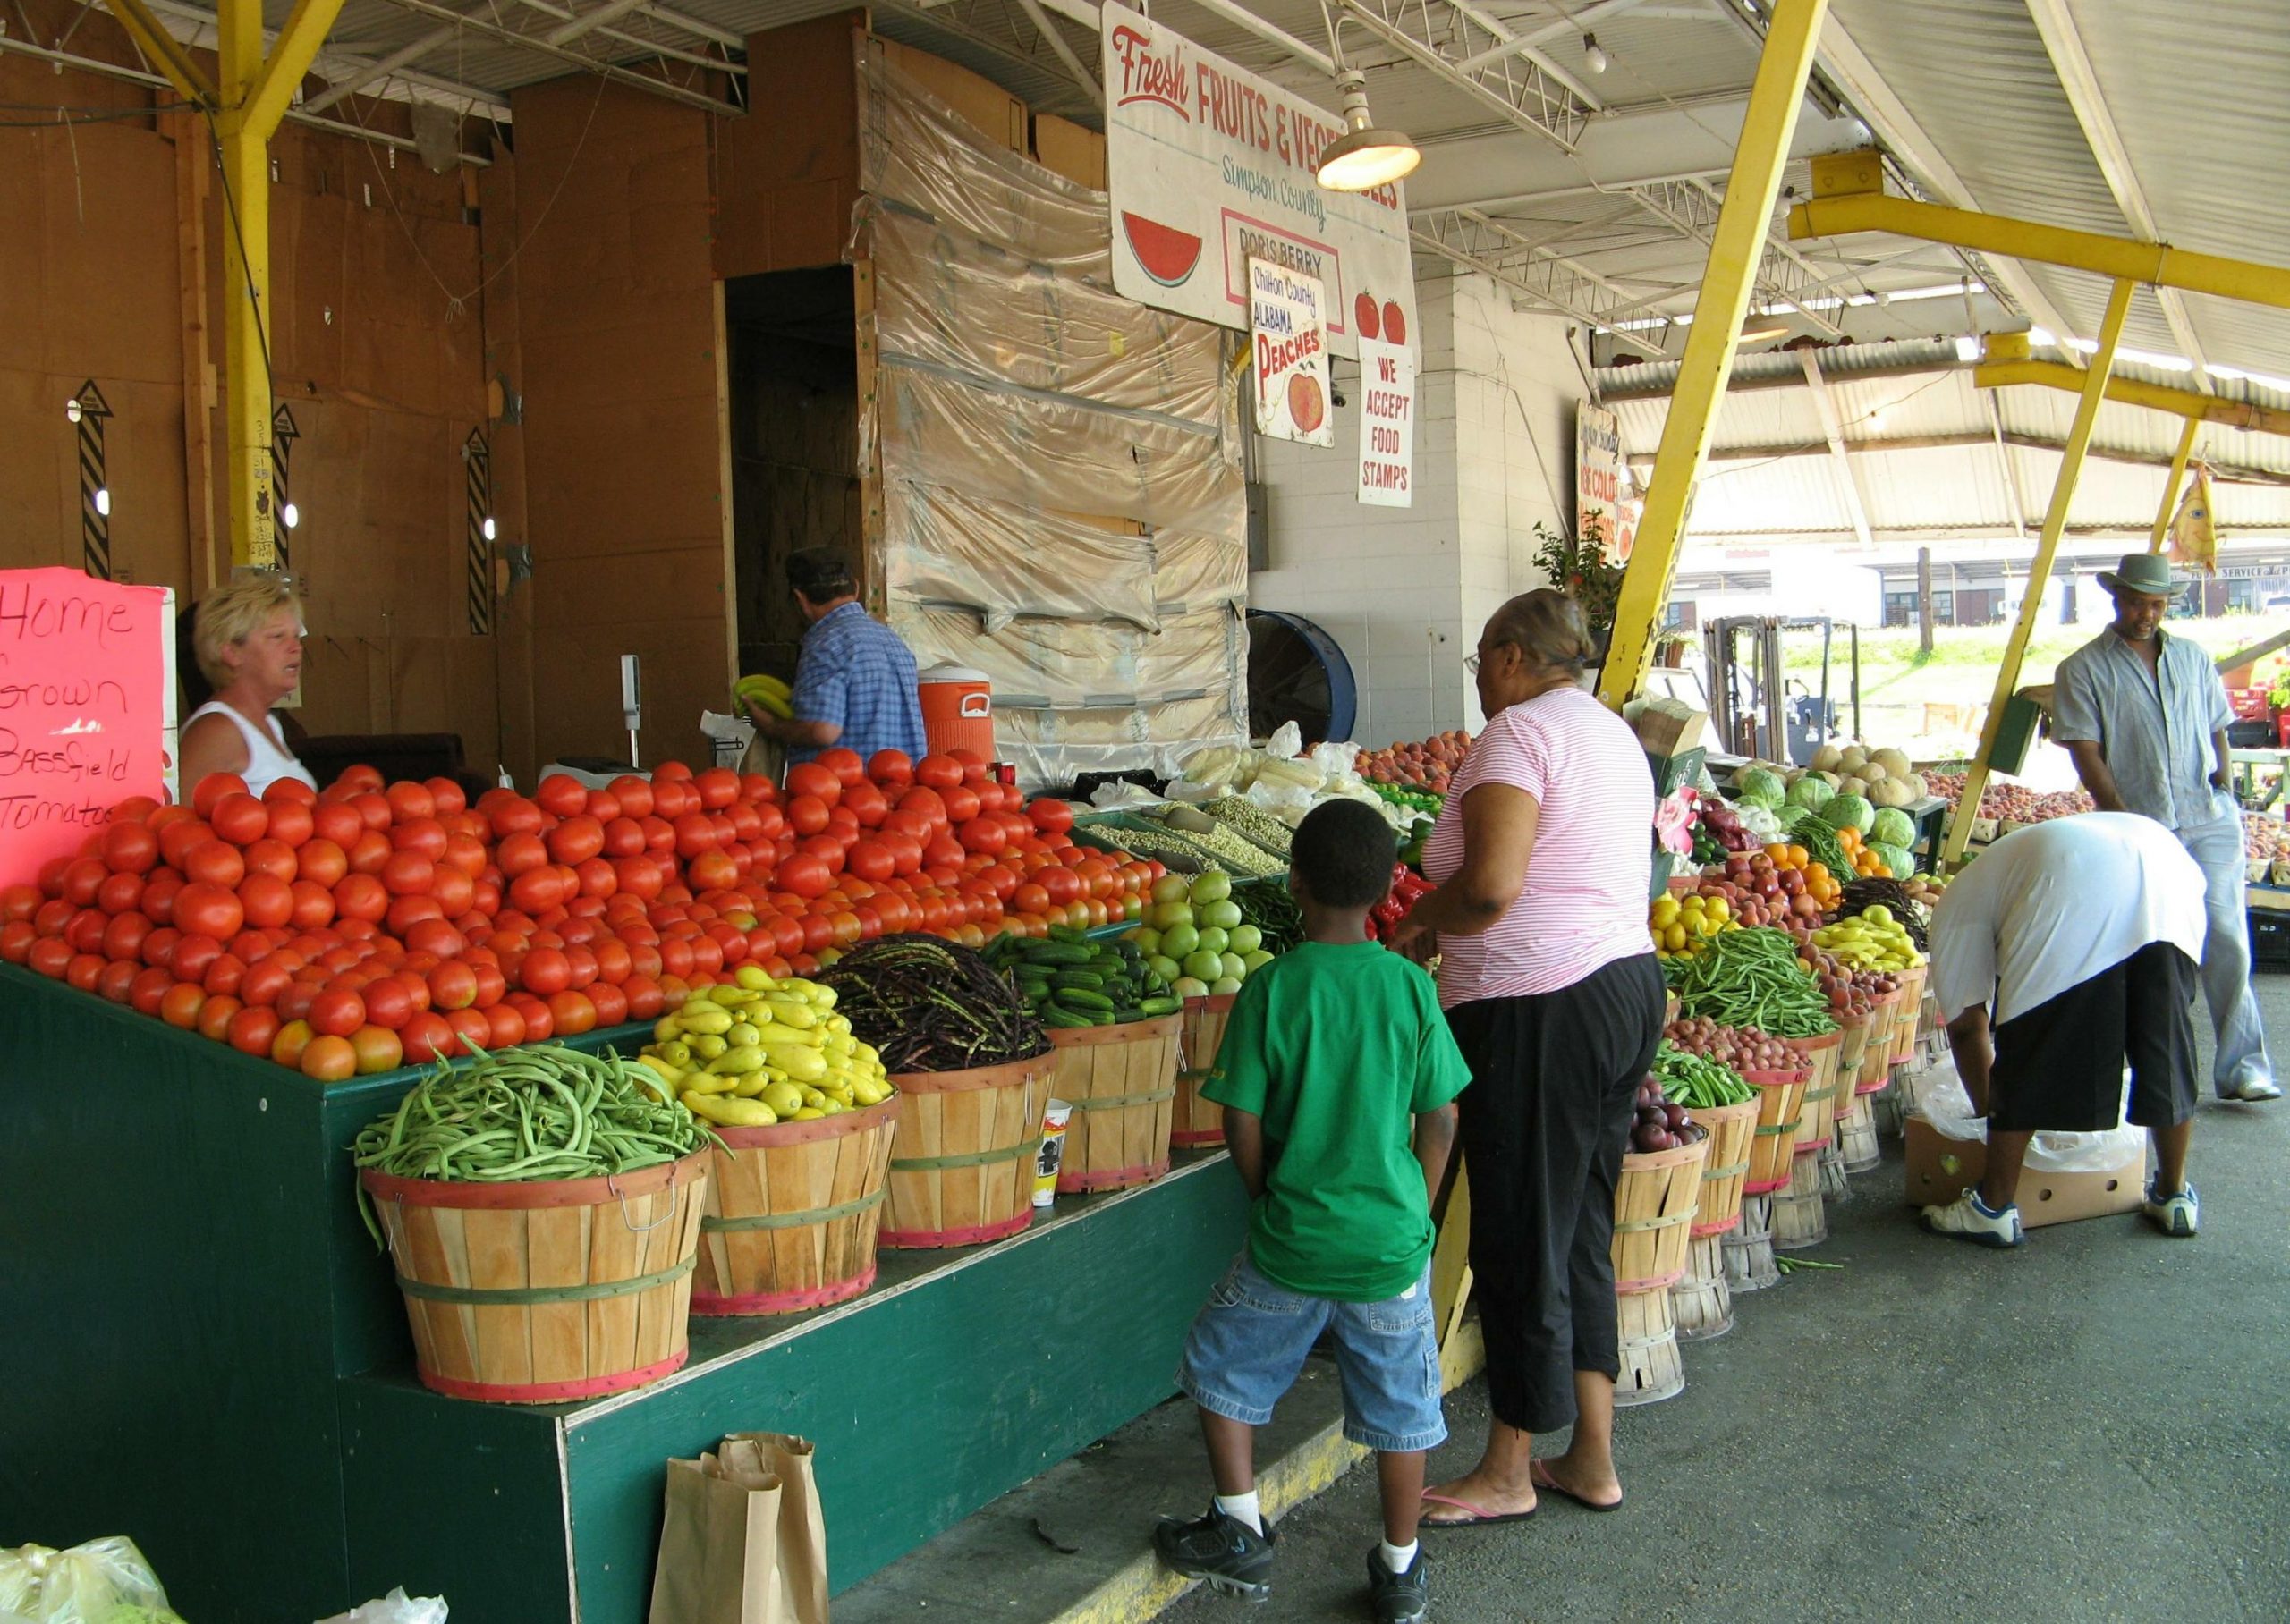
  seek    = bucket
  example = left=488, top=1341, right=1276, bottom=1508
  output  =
left=1786, top=1028, right=1844, bottom=1154
left=1047, top=1013, right=1183, bottom=1192
left=1171, top=994, right=1237, bottom=1148
left=1687, top=1097, right=1760, bottom=1238
left=693, top=1100, right=898, bottom=1316
left=1611, top=1135, right=1709, bottom=1292
left=1741, top=1067, right=1810, bottom=1194
left=1771, top=1144, right=1828, bottom=1249
left=1670, top=1232, right=1732, bottom=1341
left=1612, top=1285, right=1684, bottom=1407
left=881, top=1052, right=1052, bottom=1248
left=918, top=664, right=995, bottom=760
left=363, top=1152, right=709, bottom=1404
left=1723, top=1194, right=1779, bottom=1292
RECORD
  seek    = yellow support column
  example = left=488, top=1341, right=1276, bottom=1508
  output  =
left=1939, top=277, right=2136, bottom=870
left=2150, top=417, right=2201, bottom=555
left=1596, top=0, right=1831, bottom=706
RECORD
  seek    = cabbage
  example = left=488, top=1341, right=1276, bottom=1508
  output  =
left=1785, top=776, right=1835, bottom=813
left=1870, top=807, right=1916, bottom=850
left=1736, top=766, right=1786, bottom=810
left=1868, top=841, right=1913, bottom=879
left=1738, top=803, right=1786, bottom=845
left=1822, top=792, right=1876, bottom=835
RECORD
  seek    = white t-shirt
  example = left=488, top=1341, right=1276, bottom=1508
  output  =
left=1929, top=813, right=2208, bottom=1026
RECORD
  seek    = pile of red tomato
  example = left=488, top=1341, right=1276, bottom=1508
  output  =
left=0, top=745, right=1157, bottom=1080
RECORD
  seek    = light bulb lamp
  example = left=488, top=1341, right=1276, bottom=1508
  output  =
left=1583, top=32, right=1609, bottom=74
left=1316, top=72, right=1420, bottom=192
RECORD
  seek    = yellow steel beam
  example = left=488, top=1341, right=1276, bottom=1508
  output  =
left=1597, top=0, right=1830, bottom=706
left=2150, top=418, right=2202, bottom=556
left=1974, top=358, right=2290, bottom=438
left=1790, top=156, right=2290, bottom=313
left=213, top=0, right=276, bottom=568
left=99, top=0, right=217, bottom=107
left=241, top=0, right=352, bottom=140
left=1940, top=278, right=2136, bottom=870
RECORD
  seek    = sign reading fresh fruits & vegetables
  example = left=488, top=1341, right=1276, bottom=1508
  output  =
left=1250, top=260, right=1334, bottom=448
left=1100, top=1, right=1417, bottom=362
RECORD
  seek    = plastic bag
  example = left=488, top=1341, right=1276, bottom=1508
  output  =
left=1910, top=1063, right=2147, bottom=1173
left=1264, top=721, right=1304, bottom=761
left=1243, top=778, right=1319, bottom=827
left=1088, top=781, right=1166, bottom=811
left=0, top=1538, right=182, bottom=1623
left=1305, top=740, right=1361, bottom=782
left=317, top=1589, right=450, bottom=1624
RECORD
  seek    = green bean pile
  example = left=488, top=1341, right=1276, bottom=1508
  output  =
left=1663, top=926, right=1839, bottom=1038
left=352, top=1043, right=716, bottom=1195
left=1652, top=1044, right=1755, bottom=1108
left=1783, top=807, right=1853, bottom=877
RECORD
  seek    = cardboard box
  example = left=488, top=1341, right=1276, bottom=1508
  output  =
left=1629, top=699, right=1708, bottom=758
left=1903, top=1117, right=2143, bottom=1228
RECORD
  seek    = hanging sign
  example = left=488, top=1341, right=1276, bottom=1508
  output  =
left=1356, top=338, right=1414, bottom=506
left=1250, top=260, right=1333, bottom=447
left=1101, top=0, right=1415, bottom=362
left=0, top=568, right=175, bottom=886
left=1576, top=403, right=1642, bottom=561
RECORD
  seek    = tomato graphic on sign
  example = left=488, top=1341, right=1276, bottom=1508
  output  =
left=1355, top=293, right=1381, bottom=341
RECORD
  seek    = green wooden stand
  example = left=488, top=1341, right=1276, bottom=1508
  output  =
left=0, top=963, right=1245, bottom=1622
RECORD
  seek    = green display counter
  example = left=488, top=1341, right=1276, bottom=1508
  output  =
left=0, top=962, right=1244, bottom=1621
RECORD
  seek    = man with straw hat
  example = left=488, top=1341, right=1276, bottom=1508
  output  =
left=2053, top=552, right=2278, bottom=1104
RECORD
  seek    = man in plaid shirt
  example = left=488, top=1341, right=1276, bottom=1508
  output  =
left=745, top=549, right=928, bottom=770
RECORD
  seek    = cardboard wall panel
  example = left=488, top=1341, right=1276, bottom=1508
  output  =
left=715, top=13, right=865, bottom=279
left=1031, top=115, right=1107, bottom=190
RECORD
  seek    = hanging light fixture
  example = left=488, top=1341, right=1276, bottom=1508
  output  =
left=1316, top=71, right=1420, bottom=192
left=1738, top=310, right=1790, bottom=344
left=1583, top=32, right=1610, bottom=74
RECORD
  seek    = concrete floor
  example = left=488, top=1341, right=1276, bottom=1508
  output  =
left=1166, top=984, right=2290, bottom=1624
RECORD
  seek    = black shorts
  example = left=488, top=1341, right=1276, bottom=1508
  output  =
left=1990, top=942, right=2198, bottom=1132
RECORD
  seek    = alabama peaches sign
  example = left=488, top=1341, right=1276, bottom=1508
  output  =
left=1251, top=261, right=1334, bottom=448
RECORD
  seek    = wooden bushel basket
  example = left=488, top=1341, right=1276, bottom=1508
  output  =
left=1688, top=1097, right=1760, bottom=1238
left=1771, top=1143, right=1828, bottom=1249
left=363, top=1151, right=709, bottom=1404
left=1741, top=1067, right=1810, bottom=1195
left=1837, top=1087, right=1881, bottom=1172
left=1612, top=1285, right=1684, bottom=1407
left=1859, top=988, right=1906, bottom=1094
left=1836, top=1010, right=1873, bottom=1098
left=1670, top=1232, right=1732, bottom=1341
left=1049, top=1013, right=1182, bottom=1192
left=881, top=1053, right=1052, bottom=1248
left=693, top=1098, right=899, bottom=1315
left=1786, top=1028, right=1844, bottom=1154
left=1171, top=994, right=1236, bottom=1148
left=1888, top=963, right=1930, bottom=1066
left=1611, top=1135, right=1708, bottom=1292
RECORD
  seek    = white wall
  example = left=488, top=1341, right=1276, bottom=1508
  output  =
left=1250, top=275, right=1582, bottom=746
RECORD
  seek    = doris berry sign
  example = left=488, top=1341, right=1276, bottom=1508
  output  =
left=1251, top=261, right=1333, bottom=448
left=1101, top=2, right=1416, bottom=362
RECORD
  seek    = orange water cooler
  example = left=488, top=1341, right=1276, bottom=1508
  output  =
left=919, top=664, right=995, bottom=758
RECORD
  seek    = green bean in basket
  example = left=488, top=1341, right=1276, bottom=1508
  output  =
left=1651, top=1044, right=1755, bottom=1108
left=984, top=926, right=1183, bottom=1028
left=351, top=1042, right=719, bottom=1241
left=1663, top=926, right=1839, bottom=1039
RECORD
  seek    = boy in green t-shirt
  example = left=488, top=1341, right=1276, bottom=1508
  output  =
left=1152, top=799, right=1470, bottom=1622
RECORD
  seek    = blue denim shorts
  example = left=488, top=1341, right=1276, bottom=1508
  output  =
left=1176, top=1250, right=1447, bottom=1454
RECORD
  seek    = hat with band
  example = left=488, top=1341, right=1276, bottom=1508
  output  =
left=2096, top=553, right=2184, bottom=596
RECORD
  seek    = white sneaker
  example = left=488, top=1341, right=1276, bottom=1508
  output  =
left=2221, top=1078, right=2281, bottom=1103
left=1921, top=1190, right=2024, bottom=1248
left=2142, top=1180, right=2200, bottom=1238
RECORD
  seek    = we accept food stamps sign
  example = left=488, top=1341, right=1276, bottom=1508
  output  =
left=0, top=568, right=174, bottom=886
left=1101, top=2, right=1417, bottom=366
left=1250, top=261, right=1333, bottom=447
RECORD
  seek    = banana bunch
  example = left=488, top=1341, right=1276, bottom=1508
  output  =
left=636, top=965, right=894, bottom=1129
left=734, top=672, right=793, bottom=721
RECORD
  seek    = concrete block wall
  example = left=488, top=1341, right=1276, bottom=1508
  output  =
left=1250, top=275, right=1582, bottom=746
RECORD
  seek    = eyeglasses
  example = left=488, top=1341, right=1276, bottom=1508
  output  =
left=1463, top=653, right=1481, bottom=674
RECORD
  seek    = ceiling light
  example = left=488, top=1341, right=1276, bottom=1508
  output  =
left=1954, top=334, right=1981, bottom=362
left=1316, top=72, right=1420, bottom=192
left=1739, top=316, right=1790, bottom=344
left=1583, top=32, right=1609, bottom=74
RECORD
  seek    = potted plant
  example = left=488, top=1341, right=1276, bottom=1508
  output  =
left=1532, top=514, right=1624, bottom=659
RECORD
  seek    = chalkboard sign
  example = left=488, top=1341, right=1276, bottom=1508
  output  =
left=0, top=568, right=175, bottom=884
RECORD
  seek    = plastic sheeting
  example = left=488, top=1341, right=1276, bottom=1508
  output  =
left=857, top=40, right=1250, bottom=786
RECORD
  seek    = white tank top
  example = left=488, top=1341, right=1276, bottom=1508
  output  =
left=186, top=701, right=318, bottom=799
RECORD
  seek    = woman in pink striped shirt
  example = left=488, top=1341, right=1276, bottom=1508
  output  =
left=1392, top=589, right=1664, bottom=1528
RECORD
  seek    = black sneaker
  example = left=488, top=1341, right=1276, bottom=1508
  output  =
left=1154, top=1507, right=1276, bottom=1601
left=1368, top=1544, right=1429, bottom=1622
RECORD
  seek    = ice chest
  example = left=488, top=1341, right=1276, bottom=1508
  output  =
left=1903, top=1118, right=2142, bottom=1228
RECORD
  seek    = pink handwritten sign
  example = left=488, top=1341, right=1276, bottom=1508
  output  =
left=0, top=568, right=172, bottom=886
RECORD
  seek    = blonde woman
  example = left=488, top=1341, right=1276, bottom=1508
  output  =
left=178, top=573, right=317, bottom=798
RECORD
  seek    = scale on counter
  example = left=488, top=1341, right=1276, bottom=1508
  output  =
left=537, top=655, right=647, bottom=788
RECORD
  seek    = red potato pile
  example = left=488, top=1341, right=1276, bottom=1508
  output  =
left=1664, top=1017, right=1794, bottom=1073
left=1923, top=772, right=2092, bottom=824
left=0, top=749, right=1156, bottom=1079
left=1358, top=730, right=1472, bottom=793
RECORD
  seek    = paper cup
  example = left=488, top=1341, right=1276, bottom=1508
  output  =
left=1034, top=1100, right=1073, bottom=1207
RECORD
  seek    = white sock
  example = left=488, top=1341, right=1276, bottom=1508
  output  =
left=1215, top=1491, right=1263, bottom=1535
left=1380, top=1539, right=1419, bottom=1574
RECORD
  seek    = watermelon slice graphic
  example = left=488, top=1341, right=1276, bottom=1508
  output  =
left=1121, top=212, right=1203, bottom=287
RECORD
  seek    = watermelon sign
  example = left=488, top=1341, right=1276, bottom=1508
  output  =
left=1102, top=1, right=1417, bottom=362
left=1250, top=260, right=1333, bottom=449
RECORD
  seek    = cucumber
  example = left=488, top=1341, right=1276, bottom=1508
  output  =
left=1141, top=995, right=1183, bottom=1016
left=1025, top=942, right=1096, bottom=966
left=1042, top=1005, right=1095, bottom=1028
left=1047, top=924, right=1090, bottom=943
left=1051, top=970, right=1105, bottom=991
left=1054, top=986, right=1115, bottom=1013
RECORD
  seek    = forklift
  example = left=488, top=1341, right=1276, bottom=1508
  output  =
left=1702, top=616, right=1862, bottom=765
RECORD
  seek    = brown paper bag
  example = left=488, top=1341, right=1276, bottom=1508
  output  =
left=647, top=1434, right=828, bottom=1624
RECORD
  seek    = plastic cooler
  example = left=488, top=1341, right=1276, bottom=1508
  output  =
left=919, top=664, right=995, bottom=758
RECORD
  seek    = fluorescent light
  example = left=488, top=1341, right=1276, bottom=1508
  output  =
left=1317, top=72, right=1420, bottom=192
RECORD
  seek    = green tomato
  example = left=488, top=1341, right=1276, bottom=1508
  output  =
left=1126, top=926, right=1162, bottom=957
left=1199, top=898, right=1243, bottom=930
left=1241, top=950, right=1275, bottom=973
left=1220, top=952, right=1246, bottom=983
left=1182, top=949, right=1226, bottom=983
left=1149, top=901, right=1196, bottom=932
left=1209, top=976, right=1244, bottom=996
left=1195, top=925, right=1229, bottom=957
left=1189, top=871, right=1234, bottom=905
left=1161, top=923, right=1201, bottom=959
left=1149, top=954, right=1183, bottom=984
left=1173, top=976, right=1211, bottom=999
left=1152, top=874, right=1194, bottom=907
left=1227, top=925, right=1262, bottom=954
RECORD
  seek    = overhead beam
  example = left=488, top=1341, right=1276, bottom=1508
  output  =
left=2023, top=0, right=2212, bottom=391
left=144, top=0, right=513, bottom=114
left=1336, top=0, right=1594, bottom=154
left=1791, top=150, right=2290, bottom=314
left=241, top=0, right=352, bottom=138
left=1627, top=427, right=2290, bottom=487
left=1800, top=350, right=1876, bottom=549
left=98, top=0, right=216, bottom=105
left=547, top=0, right=655, bottom=46
left=1013, top=0, right=1098, bottom=91
left=1412, top=213, right=1669, bottom=359
left=1456, top=0, right=1652, bottom=72
left=1623, top=176, right=1847, bottom=339
left=1972, top=355, right=2290, bottom=438
left=370, top=0, right=742, bottom=112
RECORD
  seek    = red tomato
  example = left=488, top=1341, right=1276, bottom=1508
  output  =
left=869, top=749, right=914, bottom=787
left=941, top=784, right=980, bottom=825
left=390, top=816, right=447, bottom=862
left=386, top=782, right=437, bottom=825
left=333, top=765, right=386, bottom=794
left=428, top=960, right=479, bottom=1011
left=1028, top=798, right=1076, bottom=835
left=158, top=980, right=206, bottom=1028
left=350, top=1025, right=405, bottom=1075
left=441, top=833, right=489, bottom=878
left=174, top=883, right=245, bottom=942
left=307, top=987, right=367, bottom=1037
left=601, top=817, right=646, bottom=859
left=587, top=981, right=630, bottom=1028
left=238, top=873, right=294, bottom=930
left=227, top=1003, right=281, bottom=1057
left=95, top=870, right=145, bottom=918
left=518, top=946, right=572, bottom=996
left=547, top=989, right=598, bottom=1036
left=779, top=854, right=832, bottom=899
left=361, top=975, right=415, bottom=1030
left=310, top=800, right=363, bottom=849
left=191, top=773, right=250, bottom=817
left=785, top=762, right=841, bottom=807
left=507, top=867, right=568, bottom=915
left=535, top=774, right=588, bottom=819
left=811, top=746, right=861, bottom=786
left=181, top=840, right=246, bottom=890
left=400, top=1011, right=458, bottom=1063
left=295, top=839, right=348, bottom=890
left=334, top=873, right=390, bottom=924
left=548, top=816, right=606, bottom=866
left=444, top=1006, right=494, bottom=1053
left=208, top=792, right=269, bottom=846
left=506, top=992, right=554, bottom=1041
left=242, top=838, right=298, bottom=884
left=263, top=799, right=314, bottom=850
left=377, top=851, right=432, bottom=898
left=845, top=840, right=896, bottom=884
left=496, top=831, right=548, bottom=878
left=100, top=821, right=159, bottom=875
left=607, top=775, right=655, bottom=819
left=99, top=910, right=151, bottom=964
left=482, top=1001, right=529, bottom=1050
left=915, top=755, right=963, bottom=791
left=672, top=813, right=721, bottom=859
left=344, top=830, right=393, bottom=875
left=623, top=975, right=666, bottom=1020
left=582, top=790, right=622, bottom=824
left=488, top=795, right=546, bottom=839
left=300, top=1035, right=359, bottom=1081
left=691, top=767, right=738, bottom=810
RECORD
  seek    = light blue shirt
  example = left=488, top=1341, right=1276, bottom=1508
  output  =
left=787, top=602, right=928, bottom=770
left=2051, top=626, right=2234, bottom=832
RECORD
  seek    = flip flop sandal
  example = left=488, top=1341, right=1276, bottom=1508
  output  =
left=1418, top=1491, right=1537, bottom=1529
left=1531, top=1460, right=1624, bottom=1513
